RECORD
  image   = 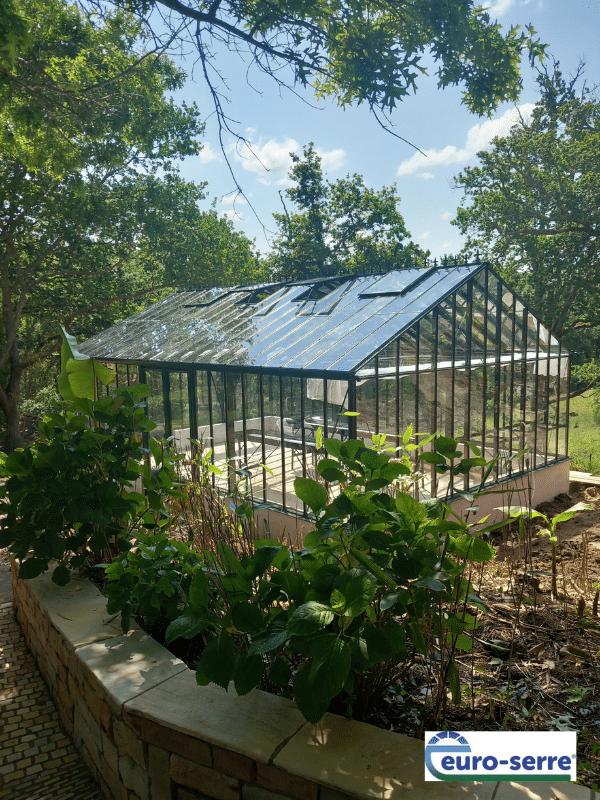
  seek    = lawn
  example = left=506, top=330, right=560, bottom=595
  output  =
left=569, top=392, right=600, bottom=474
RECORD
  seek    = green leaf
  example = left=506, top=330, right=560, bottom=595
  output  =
left=188, top=569, right=209, bottom=615
left=317, top=459, right=347, bottom=483
left=165, top=614, right=209, bottom=646
left=453, top=633, right=473, bottom=652
left=269, top=657, right=292, bottom=687
left=233, top=652, right=264, bottom=695
left=330, top=569, right=377, bottom=618
left=451, top=534, right=495, bottom=563
left=308, top=635, right=351, bottom=700
left=18, top=557, right=47, bottom=580
left=293, top=663, right=331, bottom=724
left=248, top=621, right=288, bottom=655
left=195, top=632, right=236, bottom=690
left=287, top=602, right=334, bottom=636
left=447, top=660, right=461, bottom=704
left=231, top=602, right=264, bottom=635
left=51, top=564, right=71, bottom=586
left=294, top=477, right=328, bottom=514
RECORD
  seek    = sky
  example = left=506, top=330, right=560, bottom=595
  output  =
left=168, top=0, right=600, bottom=262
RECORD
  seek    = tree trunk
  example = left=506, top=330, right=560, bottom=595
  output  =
left=1, top=390, right=22, bottom=452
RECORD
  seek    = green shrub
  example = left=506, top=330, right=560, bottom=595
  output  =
left=164, top=433, right=497, bottom=724
left=0, top=385, right=185, bottom=585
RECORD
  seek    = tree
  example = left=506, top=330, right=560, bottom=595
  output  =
left=0, top=0, right=260, bottom=450
left=265, top=143, right=427, bottom=280
left=453, top=65, right=600, bottom=358
left=80, top=0, right=546, bottom=152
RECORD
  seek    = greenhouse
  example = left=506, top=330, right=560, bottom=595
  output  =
left=79, top=261, right=571, bottom=519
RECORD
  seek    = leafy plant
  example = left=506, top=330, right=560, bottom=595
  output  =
left=0, top=333, right=185, bottom=585
left=501, top=502, right=592, bottom=596
left=163, top=432, right=497, bottom=724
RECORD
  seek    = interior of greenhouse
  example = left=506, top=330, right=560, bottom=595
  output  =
left=80, top=262, right=570, bottom=517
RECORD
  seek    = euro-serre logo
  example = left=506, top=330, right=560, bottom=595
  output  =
left=425, top=731, right=577, bottom=782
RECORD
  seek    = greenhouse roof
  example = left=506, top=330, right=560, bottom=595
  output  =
left=79, top=264, right=486, bottom=375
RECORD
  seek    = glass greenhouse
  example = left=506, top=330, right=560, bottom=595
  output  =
left=79, top=262, right=570, bottom=517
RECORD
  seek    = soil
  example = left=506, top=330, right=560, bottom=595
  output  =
left=2, top=486, right=599, bottom=788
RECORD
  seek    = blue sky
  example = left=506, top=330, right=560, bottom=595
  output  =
left=169, top=0, right=600, bottom=261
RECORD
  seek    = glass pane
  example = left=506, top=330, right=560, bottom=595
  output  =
left=169, top=372, right=189, bottom=452
left=144, top=370, right=165, bottom=440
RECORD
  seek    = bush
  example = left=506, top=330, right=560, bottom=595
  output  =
left=162, top=433, right=497, bottom=724
left=0, top=385, right=185, bottom=585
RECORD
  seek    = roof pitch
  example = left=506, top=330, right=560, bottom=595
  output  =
left=79, top=264, right=485, bottom=374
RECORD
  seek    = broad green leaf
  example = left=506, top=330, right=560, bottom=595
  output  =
left=188, top=570, right=209, bottom=615
left=231, top=602, right=264, bottom=635
left=233, top=652, right=264, bottom=695
left=248, top=621, right=288, bottom=655
left=195, top=632, right=236, bottom=690
left=330, top=569, right=377, bottom=618
left=293, top=663, right=331, bottom=724
left=453, top=633, right=473, bottom=652
left=51, top=564, right=71, bottom=586
left=308, top=635, right=351, bottom=700
left=269, top=657, right=292, bottom=688
left=287, top=602, right=334, bottom=636
left=451, top=534, right=495, bottom=563
left=18, top=557, right=47, bottom=580
left=294, top=477, right=328, bottom=514
left=165, top=614, right=209, bottom=646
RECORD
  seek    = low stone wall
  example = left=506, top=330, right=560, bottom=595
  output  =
left=11, top=566, right=589, bottom=800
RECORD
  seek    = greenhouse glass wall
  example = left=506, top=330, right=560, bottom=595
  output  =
left=79, top=262, right=570, bottom=516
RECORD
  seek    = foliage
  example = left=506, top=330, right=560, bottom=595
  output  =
left=453, top=64, right=600, bottom=357
left=87, top=0, right=546, bottom=132
left=266, top=143, right=427, bottom=280
left=0, top=0, right=259, bottom=450
left=500, top=501, right=592, bottom=597
left=0, top=343, right=185, bottom=585
left=160, top=433, right=496, bottom=724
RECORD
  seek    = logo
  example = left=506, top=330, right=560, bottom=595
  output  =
left=425, top=731, right=577, bottom=782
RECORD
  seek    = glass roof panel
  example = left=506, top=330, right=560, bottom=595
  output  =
left=79, top=264, right=560, bottom=375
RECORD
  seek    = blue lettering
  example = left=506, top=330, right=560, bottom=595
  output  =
left=558, top=756, right=571, bottom=771
left=456, top=757, right=470, bottom=771
left=472, top=756, right=483, bottom=769
left=483, top=756, right=498, bottom=771
left=537, top=756, right=547, bottom=770
left=548, top=756, right=558, bottom=769
left=522, top=756, right=535, bottom=770
left=441, top=756, right=454, bottom=770
left=510, top=756, right=521, bottom=770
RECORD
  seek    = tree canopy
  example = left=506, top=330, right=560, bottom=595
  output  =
left=0, top=0, right=259, bottom=449
left=75, top=0, right=546, bottom=147
left=453, top=65, right=600, bottom=359
left=265, top=143, right=426, bottom=280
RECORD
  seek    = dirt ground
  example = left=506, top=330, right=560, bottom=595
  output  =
left=376, top=486, right=600, bottom=789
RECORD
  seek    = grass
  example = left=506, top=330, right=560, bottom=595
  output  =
left=568, top=392, right=600, bottom=474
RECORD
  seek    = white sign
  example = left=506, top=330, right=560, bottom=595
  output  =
left=425, top=731, right=577, bottom=782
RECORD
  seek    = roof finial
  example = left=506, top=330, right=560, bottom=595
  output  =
left=475, top=249, right=480, bottom=264
left=443, top=255, right=447, bottom=267
left=433, top=257, right=437, bottom=267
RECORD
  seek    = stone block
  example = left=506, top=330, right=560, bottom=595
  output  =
left=115, top=717, right=147, bottom=767
left=84, top=677, right=113, bottom=734
left=242, top=785, right=293, bottom=800
left=126, top=714, right=212, bottom=768
left=120, top=754, right=151, bottom=800
left=124, top=670, right=306, bottom=763
left=171, top=754, right=240, bottom=800
left=494, top=783, right=594, bottom=800
left=255, top=763, right=318, bottom=800
left=102, top=730, right=120, bottom=776
left=213, top=748, right=255, bottom=782
left=74, top=701, right=103, bottom=759
left=148, top=743, right=171, bottom=800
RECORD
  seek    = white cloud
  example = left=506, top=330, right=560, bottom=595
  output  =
left=198, top=142, right=221, bottom=164
left=221, top=209, right=243, bottom=221
left=419, top=172, right=435, bottom=180
left=486, top=0, right=516, bottom=14
left=221, top=194, right=248, bottom=206
left=396, top=104, right=535, bottom=177
left=442, top=212, right=452, bottom=222
left=232, top=137, right=346, bottom=184
left=419, top=231, right=431, bottom=240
